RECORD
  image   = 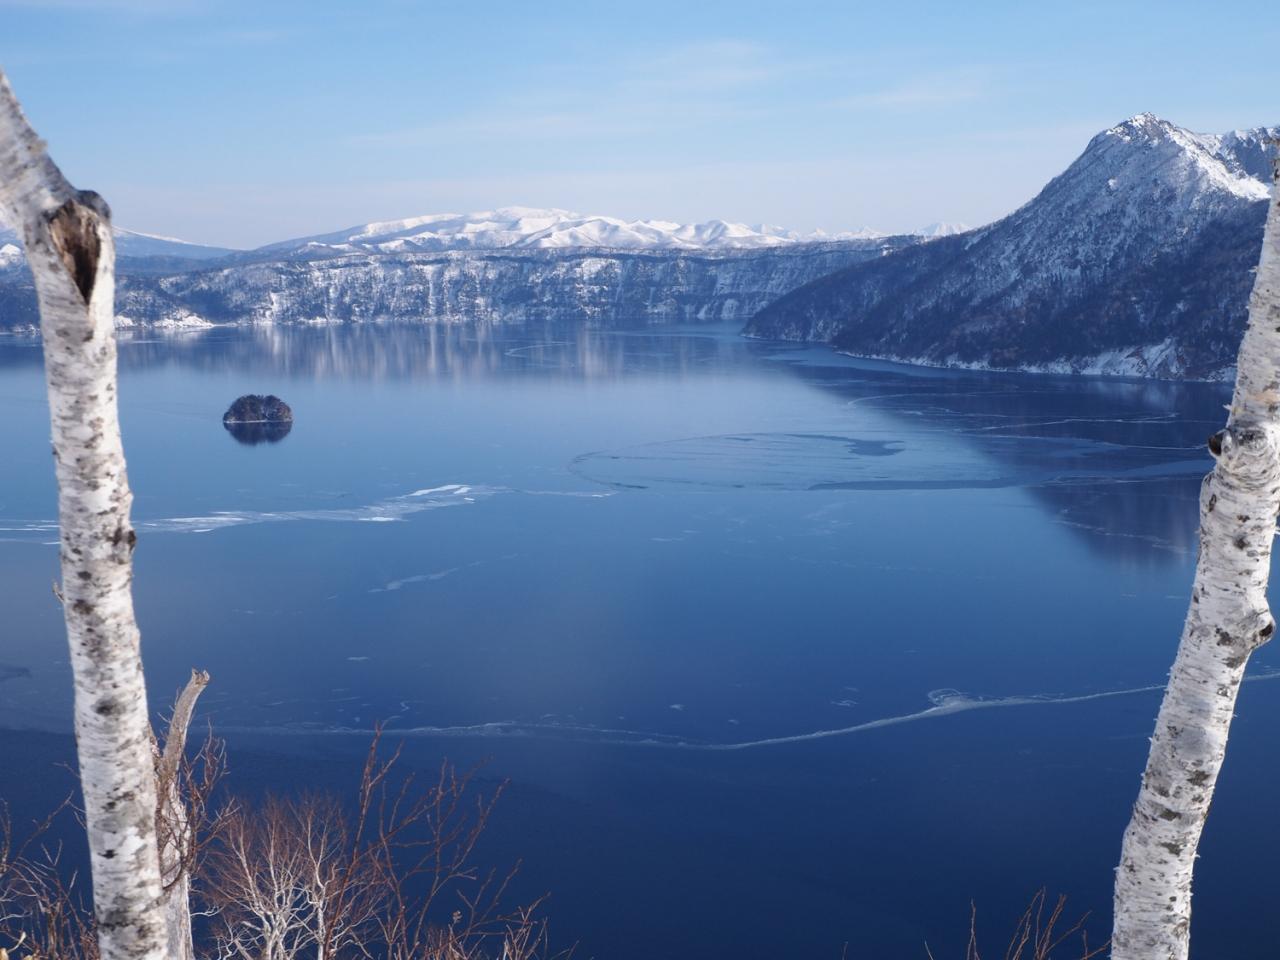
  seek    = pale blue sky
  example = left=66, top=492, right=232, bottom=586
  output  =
left=1, top=0, right=1275, bottom=248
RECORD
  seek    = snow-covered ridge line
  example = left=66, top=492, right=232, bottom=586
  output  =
left=1, top=207, right=959, bottom=262
left=1098, top=112, right=1271, bottom=201
left=254, top=205, right=956, bottom=258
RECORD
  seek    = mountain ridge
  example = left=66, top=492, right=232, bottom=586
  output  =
left=241, top=207, right=962, bottom=259
left=0, top=208, right=956, bottom=263
left=744, top=113, right=1279, bottom=380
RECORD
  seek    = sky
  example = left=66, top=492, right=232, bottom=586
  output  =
left=0, top=0, right=1277, bottom=249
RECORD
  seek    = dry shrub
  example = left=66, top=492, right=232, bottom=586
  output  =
left=2, top=727, right=556, bottom=960
left=926, top=889, right=1108, bottom=960
left=201, top=733, right=555, bottom=959
left=0, top=798, right=98, bottom=960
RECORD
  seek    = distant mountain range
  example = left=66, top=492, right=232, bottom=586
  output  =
left=248, top=208, right=916, bottom=256
left=0, top=210, right=949, bottom=264
left=0, top=211, right=938, bottom=333
left=746, top=114, right=1278, bottom=380
left=0, top=219, right=918, bottom=332
left=0, top=114, right=1273, bottom=380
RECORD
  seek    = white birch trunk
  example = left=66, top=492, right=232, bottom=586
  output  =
left=1113, top=164, right=1280, bottom=958
left=0, top=69, right=166, bottom=960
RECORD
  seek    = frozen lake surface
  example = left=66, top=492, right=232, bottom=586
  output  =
left=1, top=324, right=1276, bottom=959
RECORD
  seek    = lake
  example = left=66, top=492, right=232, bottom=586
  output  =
left=1, top=323, right=1277, bottom=959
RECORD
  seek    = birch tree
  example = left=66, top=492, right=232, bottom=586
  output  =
left=1113, top=159, right=1280, bottom=957
left=0, top=68, right=167, bottom=960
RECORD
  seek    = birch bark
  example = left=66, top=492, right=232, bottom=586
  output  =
left=1113, top=161, right=1280, bottom=958
left=0, top=69, right=166, bottom=960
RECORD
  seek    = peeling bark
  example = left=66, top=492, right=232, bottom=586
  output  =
left=1113, top=162, right=1280, bottom=958
left=0, top=69, right=166, bottom=960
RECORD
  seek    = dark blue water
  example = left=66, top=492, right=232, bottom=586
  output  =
left=1, top=324, right=1277, bottom=959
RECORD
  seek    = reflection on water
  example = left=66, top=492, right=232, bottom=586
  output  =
left=224, top=418, right=292, bottom=445
left=0, top=323, right=1221, bottom=564
left=571, top=430, right=1205, bottom=492
left=772, top=350, right=1217, bottom=563
left=111, top=323, right=725, bottom=382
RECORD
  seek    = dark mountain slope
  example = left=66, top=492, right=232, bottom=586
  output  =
left=746, top=114, right=1277, bottom=380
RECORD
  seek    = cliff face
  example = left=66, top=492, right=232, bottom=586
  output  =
left=0, top=239, right=909, bottom=335
left=745, top=115, right=1279, bottom=381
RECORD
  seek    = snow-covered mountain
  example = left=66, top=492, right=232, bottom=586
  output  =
left=247, top=211, right=972, bottom=259
left=0, top=206, right=958, bottom=273
left=0, top=210, right=914, bottom=334
left=916, top=221, right=971, bottom=238
left=250, top=207, right=886, bottom=258
left=746, top=113, right=1278, bottom=380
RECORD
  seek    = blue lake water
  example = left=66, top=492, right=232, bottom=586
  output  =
left=1, top=323, right=1278, bottom=959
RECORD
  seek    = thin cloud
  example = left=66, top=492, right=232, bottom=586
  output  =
left=617, top=38, right=789, bottom=93
left=349, top=38, right=831, bottom=149
left=828, top=71, right=993, bottom=110
left=352, top=43, right=996, bottom=153
left=349, top=98, right=768, bottom=148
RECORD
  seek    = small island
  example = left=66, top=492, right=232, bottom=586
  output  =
left=223, top=394, right=293, bottom=425
left=222, top=394, right=293, bottom=445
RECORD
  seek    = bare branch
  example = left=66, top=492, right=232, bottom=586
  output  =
left=158, top=670, right=211, bottom=788
left=951, top=891, right=1105, bottom=960
left=200, top=736, right=555, bottom=960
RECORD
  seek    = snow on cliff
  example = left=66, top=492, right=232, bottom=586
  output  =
left=746, top=113, right=1280, bottom=380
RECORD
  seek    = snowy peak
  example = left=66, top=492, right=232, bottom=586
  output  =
left=1086, top=113, right=1275, bottom=202
left=1104, top=111, right=1177, bottom=143
left=259, top=207, right=897, bottom=258
left=915, top=221, right=971, bottom=239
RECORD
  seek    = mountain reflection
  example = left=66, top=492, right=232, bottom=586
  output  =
left=774, top=349, right=1218, bottom=565
left=1035, top=475, right=1202, bottom=564
left=109, top=323, right=728, bottom=382
left=223, top=419, right=292, bottom=445
left=0, top=323, right=1221, bottom=564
